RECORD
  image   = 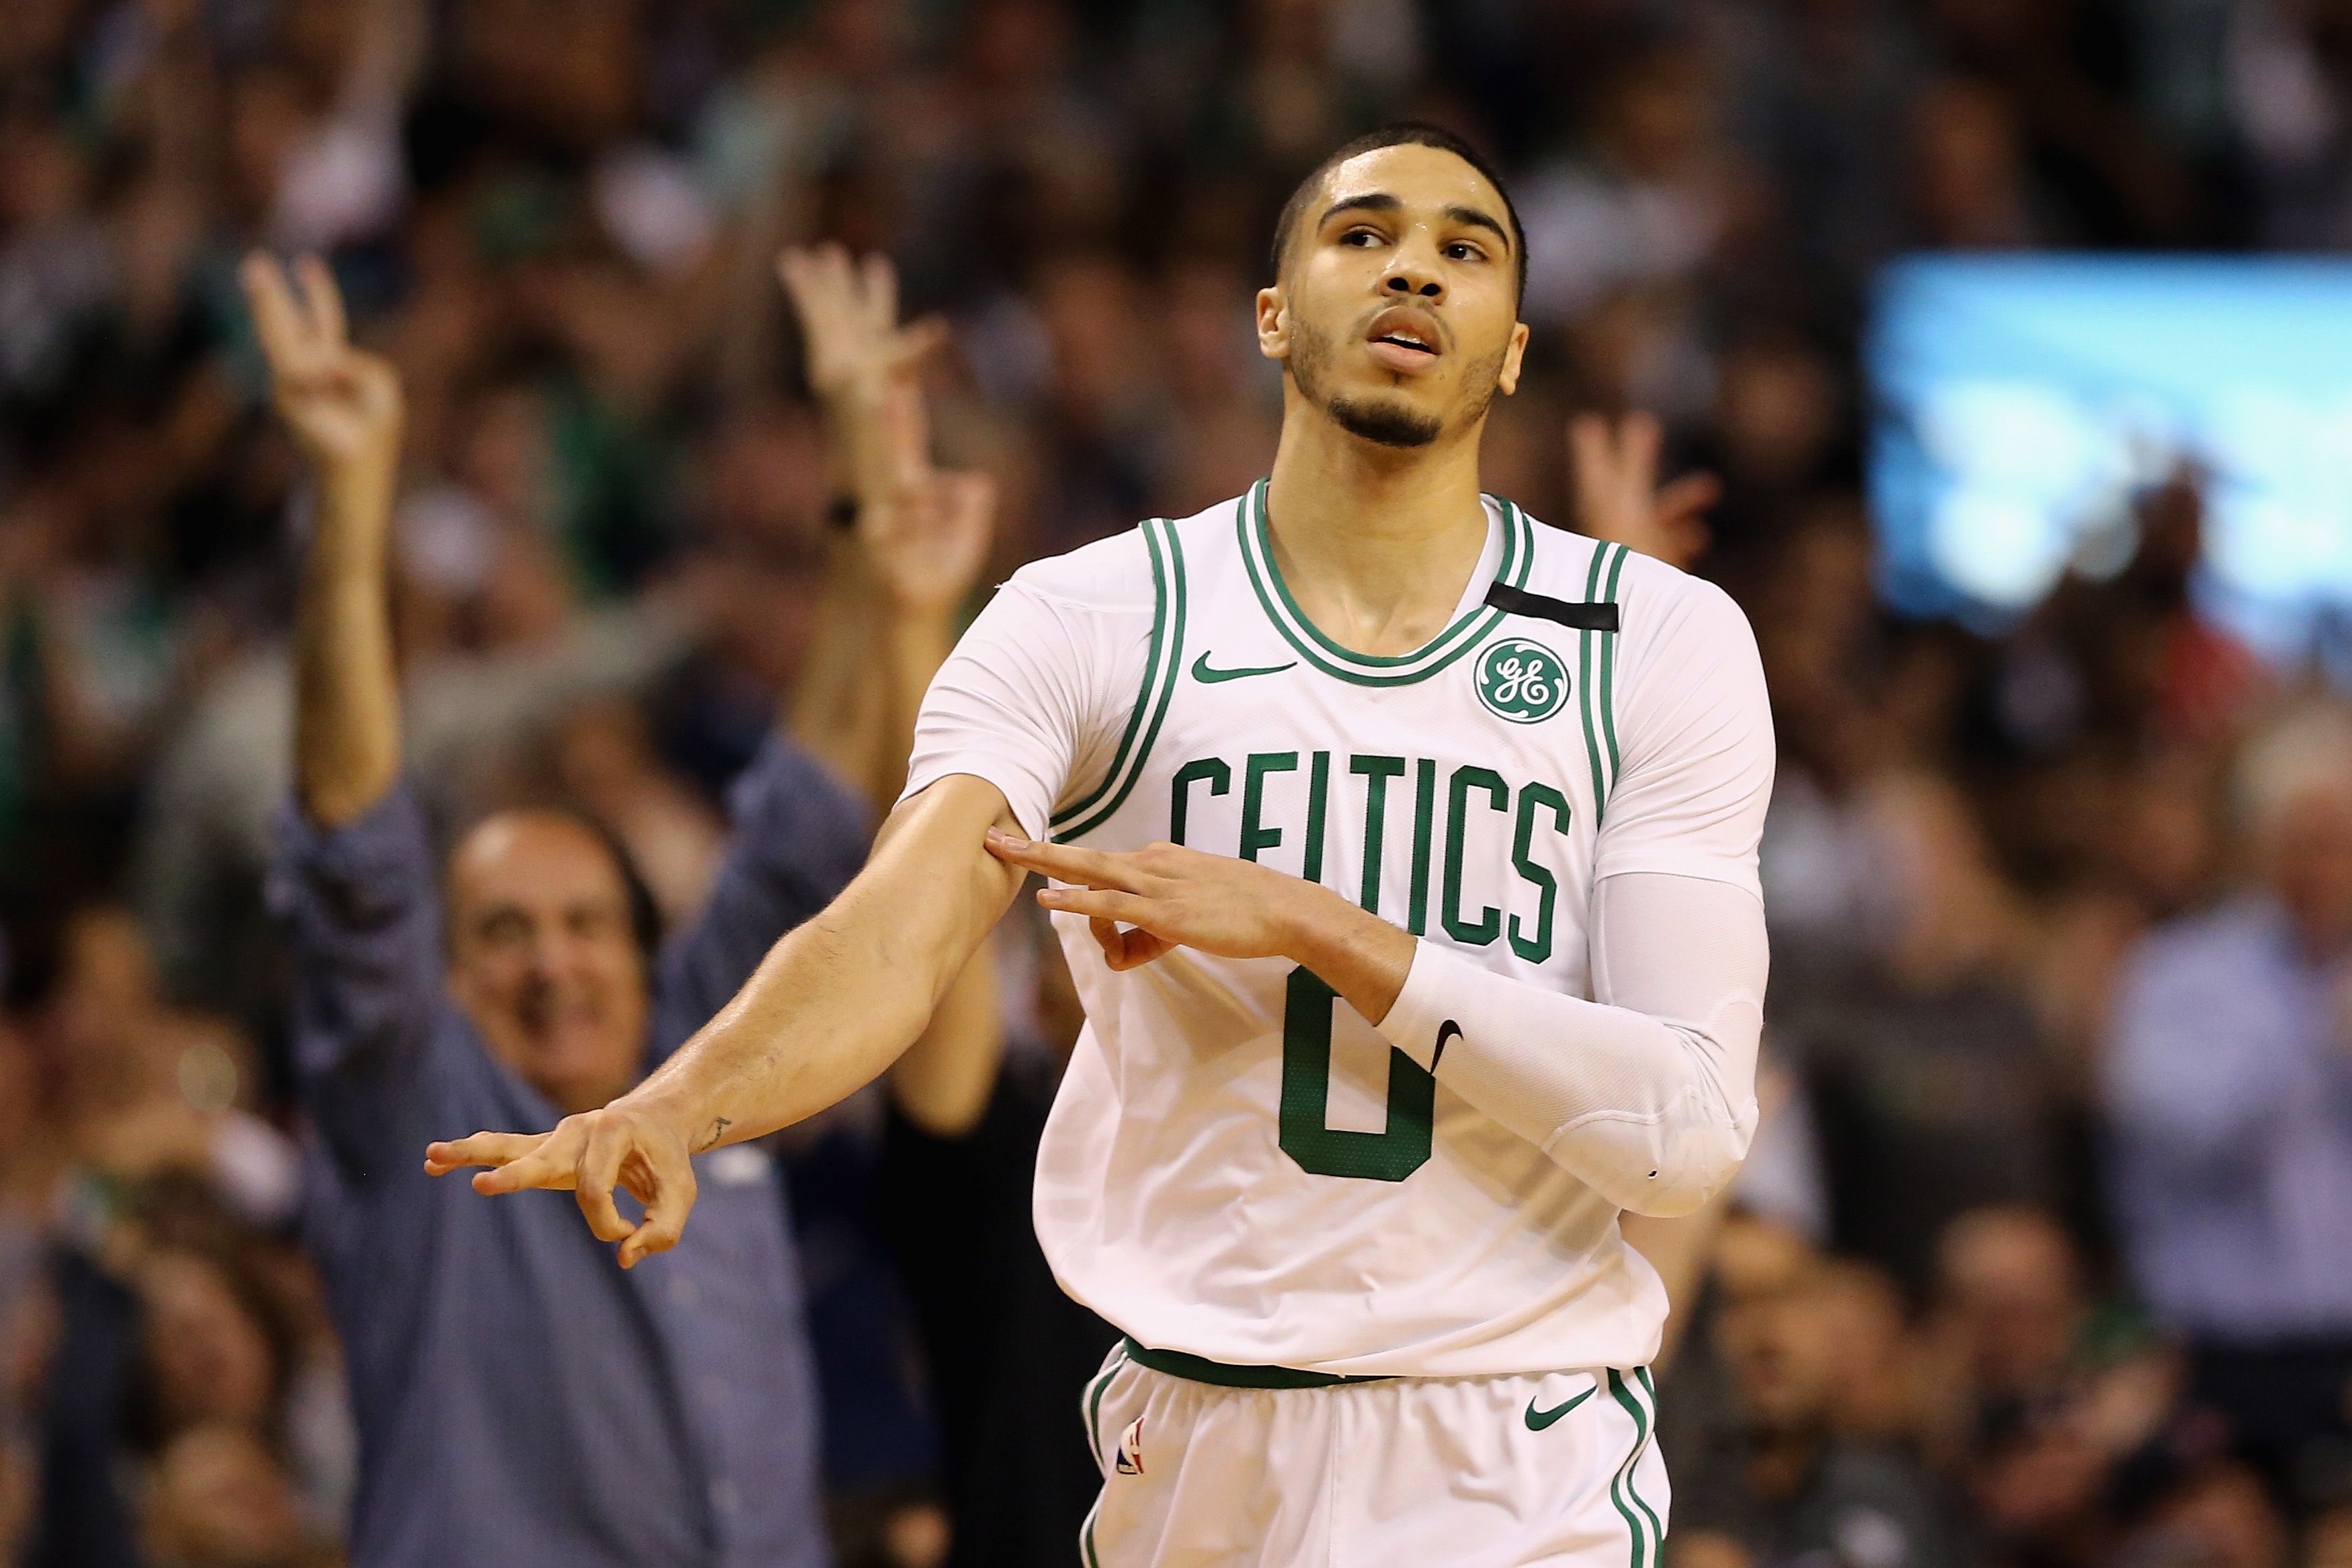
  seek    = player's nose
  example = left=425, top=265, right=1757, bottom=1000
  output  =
left=1383, top=270, right=1443, bottom=302
left=1383, top=245, right=1445, bottom=301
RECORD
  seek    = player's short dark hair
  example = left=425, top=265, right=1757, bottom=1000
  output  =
left=1270, top=124, right=1528, bottom=306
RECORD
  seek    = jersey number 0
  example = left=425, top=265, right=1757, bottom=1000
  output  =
left=1278, top=968, right=1435, bottom=1182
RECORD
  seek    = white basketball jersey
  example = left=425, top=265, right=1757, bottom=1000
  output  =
left=903, top=483, right=1771, bottom=1378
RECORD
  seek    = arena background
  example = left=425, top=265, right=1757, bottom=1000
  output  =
left=2, top=0, right=2351, bottom=1565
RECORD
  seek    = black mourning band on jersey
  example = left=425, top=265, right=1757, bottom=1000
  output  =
left=1484, top=581, right=1620, bottom=632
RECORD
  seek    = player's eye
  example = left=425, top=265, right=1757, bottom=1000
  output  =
left=1339, top=227, right=1383, bottom=247
left=1445, top=241, right=1487, bottom=262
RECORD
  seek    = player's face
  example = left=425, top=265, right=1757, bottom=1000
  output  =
left=1259, top=144, right=1529, bottom=449
left=445, top=813, right=648, bottom=1116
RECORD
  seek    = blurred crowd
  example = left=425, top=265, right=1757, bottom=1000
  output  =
left=3, top=0, right=2352, bottom=1565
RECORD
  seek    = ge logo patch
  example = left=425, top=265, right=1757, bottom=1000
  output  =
left=1475, top=637, right=1569, bottom=724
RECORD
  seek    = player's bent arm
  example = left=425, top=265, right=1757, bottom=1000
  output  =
left=1374, top=872, right=1765, bottom=1216
left=425, top=772, right=1026, bottom=1265
left=985, top=837, right=1762, bottom=1216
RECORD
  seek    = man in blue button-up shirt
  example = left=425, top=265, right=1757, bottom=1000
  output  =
left=2106, top=702, right=2352, bottom=1512
left=245, top=247, right=998, bottom=1567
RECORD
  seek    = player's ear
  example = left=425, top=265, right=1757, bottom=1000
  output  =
left=1256, top=286, right=1289, bottom=360
left=1496, top=320, right=1531, bottom=397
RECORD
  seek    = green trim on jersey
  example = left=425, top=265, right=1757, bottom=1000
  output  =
left=1237, top=479, right=1535, bottom=687
left=1598, top=542, right=1629, bottom=782
left=1121, top=1336, right=1394, bottom=1389
left=1606, top=1368, right=1664, bottom=1568
left=1052, top=518, right=1188, bottom=843
left=1577, top=542, right=1629, bottom=822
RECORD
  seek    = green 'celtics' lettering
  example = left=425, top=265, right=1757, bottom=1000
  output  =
left=1169, top=758, right=1229, bottom=845
left=1408, top=759, right=1436, bottom=935
left=1302, top=751, right=1331, bottom=884
left=1350, top=755, right=1406, bottom=914
left=1277, top=967, right=1434, bottom=1182
left=1167, top=753, right=1577, bottom=970
left=1240, top=752, right=1299, bottom=862
left=1511, top=784, right=1572, bottom=963
left=1443, top=766, right=1508, bottom=946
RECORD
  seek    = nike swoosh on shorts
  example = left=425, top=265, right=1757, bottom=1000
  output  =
left=1523, top=1383, right=1597, bottom=1431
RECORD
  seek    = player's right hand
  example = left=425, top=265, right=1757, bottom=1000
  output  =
left=240, top=251, right=404, bottom=479
left=424, top=1101, right=700, bottom=1270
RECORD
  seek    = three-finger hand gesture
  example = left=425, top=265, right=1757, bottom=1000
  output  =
left=979, top=827, right=1377, bottom=967
left=780, top=243, right=995, bottom=618
left=241, top=252, right=404, bottom=478
left=776, top=244, right=948, bottom=413
left=425, top=1100, right=701, bottom=1270
left=1568, top=410, right=1719, bottom=573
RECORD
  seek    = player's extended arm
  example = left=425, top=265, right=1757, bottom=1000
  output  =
left=424, top=772, right=1026, bottom=1266
left=243, top=253, right=406, bottom=827
left=982, top=835, right=1762, bottom=1217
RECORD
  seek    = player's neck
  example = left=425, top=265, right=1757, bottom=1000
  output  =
left=1262, top=407, right=1491, bottom=659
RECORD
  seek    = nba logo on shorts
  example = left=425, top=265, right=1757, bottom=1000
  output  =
left=1114, top=1415, right=1146, bottom=1475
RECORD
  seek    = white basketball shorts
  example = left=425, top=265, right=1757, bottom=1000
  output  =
left=1078, top=1340, right=1670, bottom=1568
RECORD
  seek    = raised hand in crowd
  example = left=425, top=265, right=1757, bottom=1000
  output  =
left=777, top=243, right=996, bottom=808
left=778, top=244, right=950, bottom=424
left=241, top=251, right=404, bottom=830
left=243, top=253, right=403, bottom=483
left=778, top=242, right=991, bottom=617
left=1568, top=409, right=1720, bottom=573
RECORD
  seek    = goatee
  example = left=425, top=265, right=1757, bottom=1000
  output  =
left=1326, top=397, right=1443, bottom=448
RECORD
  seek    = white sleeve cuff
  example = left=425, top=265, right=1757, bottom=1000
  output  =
left=1375, top=938, right=1479, bottom=1074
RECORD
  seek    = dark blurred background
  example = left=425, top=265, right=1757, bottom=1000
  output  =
left=3, top=0, right=2352, bottom=1566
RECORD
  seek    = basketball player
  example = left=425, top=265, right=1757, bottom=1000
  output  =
left=432, top=124, right=1773, bottom=1567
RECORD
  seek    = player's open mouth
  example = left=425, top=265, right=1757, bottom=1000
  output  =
left=1365, top=308, right=1443, bottom=373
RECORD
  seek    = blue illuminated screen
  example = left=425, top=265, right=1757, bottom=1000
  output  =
left=1868, top=255, right=2352, bottom=657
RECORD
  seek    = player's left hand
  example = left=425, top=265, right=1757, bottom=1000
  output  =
left=982, top=829, right=1408, bottom=979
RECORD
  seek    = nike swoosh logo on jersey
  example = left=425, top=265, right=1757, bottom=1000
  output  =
left=1192, top=652, right=1297, bottom=684
left=1524, top=1383, right=1597, bottom=1431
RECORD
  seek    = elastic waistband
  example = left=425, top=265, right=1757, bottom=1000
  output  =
left=1121, top=1337, right=1395, bottom=1389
